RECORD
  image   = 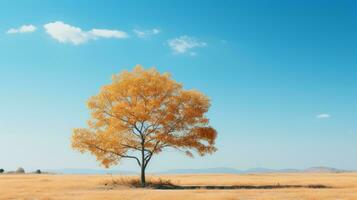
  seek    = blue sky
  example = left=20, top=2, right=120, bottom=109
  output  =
left=0, top=0, right=356, bottom=172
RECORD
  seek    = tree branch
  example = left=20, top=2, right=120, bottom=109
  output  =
left=85, top=142, right=141, bottom=167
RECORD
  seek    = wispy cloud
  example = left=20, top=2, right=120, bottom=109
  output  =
left=316, top=113, right=331, bottom=119
left=133, top=28, right=160, bottom=38
left=89, top=29, right=128, bottom=39
left=43, top=21, right=128, bottom=45
left=7, top=24, right=37, bottom=34
left=167, top=35, right=206, bottom=55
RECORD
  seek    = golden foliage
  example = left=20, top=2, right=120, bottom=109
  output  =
left=71, top=66, right=217, bottom=168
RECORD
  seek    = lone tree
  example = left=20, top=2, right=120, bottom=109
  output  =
left=16, top=167, right=25, bottom=174
left=72, top=66, right=217, bottom=186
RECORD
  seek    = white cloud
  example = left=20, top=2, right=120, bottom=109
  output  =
left=44, top=21, right=90, bottom=45
left=43, top=21, right=128, bottom=45
left=133, top=28, right=160, bottom=38
left=316, top=113, right=331, bottom=119
left=167, top=35, right=206, bottom=55
left=7, top=24, right=37, bottom=34
left=89, top=29, right=128, bottom=39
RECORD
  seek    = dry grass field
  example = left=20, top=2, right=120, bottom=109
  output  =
left=1, top=173, right=357, bottom=200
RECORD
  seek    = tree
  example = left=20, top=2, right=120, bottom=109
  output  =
left=16, top=167, right=25, bottom=174
left=0, top=169, right=4, bottom=174
left=71, top=66, right=217, bottom=186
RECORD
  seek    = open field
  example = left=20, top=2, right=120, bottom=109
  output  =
left=1, top=173, right=357, bottom=200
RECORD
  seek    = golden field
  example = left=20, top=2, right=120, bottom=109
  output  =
left=1, top=173, right=357, bottom=200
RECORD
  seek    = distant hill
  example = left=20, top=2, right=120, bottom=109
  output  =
left=44, top=166, right=351, bottom=175
left=159, top=167, right=243, bottom=174
left=303, top=167, right=348, bottom=173
left=156, top=166, right=350, bottom=174
left=46, top=168, right=137, bottom=175
left=243, top=167, right=278, bottom=173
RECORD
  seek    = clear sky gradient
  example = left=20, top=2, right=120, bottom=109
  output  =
left=0, top=0, right=356, bottom=172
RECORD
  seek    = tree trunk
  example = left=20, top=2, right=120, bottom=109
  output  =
left=140, top=164, right=146, bottom=186
left=140, top=141, right=146, bottom=187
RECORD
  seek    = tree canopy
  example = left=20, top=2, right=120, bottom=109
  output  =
left=71, top=66, right=217, bottom=185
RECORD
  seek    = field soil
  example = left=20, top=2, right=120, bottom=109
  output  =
left=1, top=173, right=357, bottom=200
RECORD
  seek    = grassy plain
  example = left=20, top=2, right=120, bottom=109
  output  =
left=1, top=173, right=356, bottom=200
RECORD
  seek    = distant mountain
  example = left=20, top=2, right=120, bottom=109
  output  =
left=46, top=168, right=137, bottom=175
left=303, top=167, right=348, bottom=173
left=44, top=166, right=351, bottom=175
left=244, top=167, right=277, bottom=173
left=276, top=168, right=301, bottom=173
left=156, top=166, right=350, bottom=174
left=158, top=167, right=292, bottom=174
left=158, top=167, right=242, bottom=174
